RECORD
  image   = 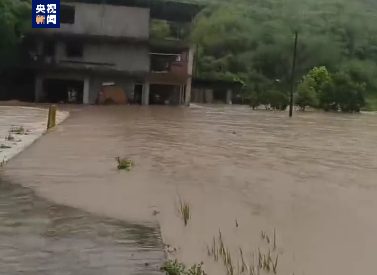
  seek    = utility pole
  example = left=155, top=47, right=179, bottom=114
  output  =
left=289, top=31, right=298, bottom=117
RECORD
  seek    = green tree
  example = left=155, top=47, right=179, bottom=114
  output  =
left=332, top=72, right=366, bottom=112
left=150, top=19, right=171, bottom=39
left=301, top=66, right=334, bottom=110
left=296, top=77, right=319, bottom=111
left=269, top=90, right=288, bottom=110
left=0, top=0, right=31, bottom=69
left=246, top=91, right=259, bottom=109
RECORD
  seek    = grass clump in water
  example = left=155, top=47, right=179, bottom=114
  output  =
left=0, top=144, right=11, bottom=149
left=115, top=157, right=134, bottom=171
left=161, top=259, right=207, bottom=275
left=205, top=229, right=280, bottom=275
left=178, top=196, right=191, bottom=226
left=9, top=126, right=26, bottom=135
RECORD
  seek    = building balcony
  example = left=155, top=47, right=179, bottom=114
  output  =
left=27, top=54, right=147, bottom=77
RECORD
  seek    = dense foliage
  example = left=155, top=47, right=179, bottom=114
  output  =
left=0, top=0, right=31, bottom=69
left=296, top=66, right=365, bottom=112
left=1, top=0, right=377, bottom=111
left=187, top=0, right=377, bottom=111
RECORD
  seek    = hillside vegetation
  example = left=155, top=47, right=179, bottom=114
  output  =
left=188, top=0, right=377, bottom=111
left=2, top=0, right=377, bottom=111
left=0, top=0, right=31, bottom=68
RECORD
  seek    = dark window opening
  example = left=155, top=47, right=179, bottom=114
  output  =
left=60, top=4, right=75, bottom=24
left=150, top=54, right=178, bottom=72
left=213, top=89, right=227, bottom=103
left=42, top=79, right=84, bottom=104
left=43, top=40, right=55, bottom=56
left=65, top=42, right=83, bottom=57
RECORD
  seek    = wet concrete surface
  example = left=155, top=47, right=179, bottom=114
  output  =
left=0, top=106, right=69, bottom=163
left=2, top=104, right=377, bottom=275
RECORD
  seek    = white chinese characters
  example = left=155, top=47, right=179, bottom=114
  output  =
left=47, top=4, right=56, bottom=14
left=36, top=4, right=45, bottom=13
left=47, top=15, right=56, bottom=24
left=35, top=3, right=57, bottom=25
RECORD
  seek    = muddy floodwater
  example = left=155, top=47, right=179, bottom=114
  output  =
left=0, top=178, right=165, bottom=275
left=3, top=105, right=377, bottom=275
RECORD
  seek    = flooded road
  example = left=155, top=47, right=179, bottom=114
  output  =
left=0, top=178, right=165, bottom=275
left=3, top=105, right=377, bottom=275
left=0, top=106, right=68, bottom=163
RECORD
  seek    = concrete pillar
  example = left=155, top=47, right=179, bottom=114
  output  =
left=83, top=77, right=90, bottom=104
left=226, top=89, right=232, bottom=104
left=179, top=86, right=183, bottom=105
left=35, top=76, right=43, bottom=102
left=185, top=78, right=192, bottom=106
left=183, top=46, right=195, bottom=106
left=142, top=82, right=149, bottom=105
left=187, top=46, right=195, bottom=76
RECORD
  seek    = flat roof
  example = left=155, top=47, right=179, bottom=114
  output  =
left=62, top=0, right=205, bottom=23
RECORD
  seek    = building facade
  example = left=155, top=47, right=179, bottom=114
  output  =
left=26, top=0, right=201, bottom=105
left=190, top=78, right=244, bottom=104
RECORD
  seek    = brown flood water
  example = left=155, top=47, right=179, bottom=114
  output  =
left=3, top=105, right=377, bottom=275
left=0, top=178, right=165, bottom=275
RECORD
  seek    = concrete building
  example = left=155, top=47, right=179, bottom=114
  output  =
left=190, top=77, right=244, bottom=104
left=25, top=0, right=202, bottom=105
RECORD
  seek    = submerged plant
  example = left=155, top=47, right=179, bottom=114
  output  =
left=187, top=263, right=207, bottom=275
left=161, top=259, right=186, bottom=275
left=206, top=228, right=280, bottom=275
left=0, top=144, right=11, bottom=149
left=9, top=126, right=26, bottom=135
left=272, top=254, right=278, bottom=274
left=115, top=157, right=134, bottom=171
left=178, top=196, right=191, bottom=226
left=161, top=260, right=207, bottom=275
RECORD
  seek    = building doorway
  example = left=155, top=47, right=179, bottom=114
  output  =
left=149, top=84, right=180, bottom=105
left=43, top=78, right=84, bottom=103
left=133, top=84, right=143, bottom=105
